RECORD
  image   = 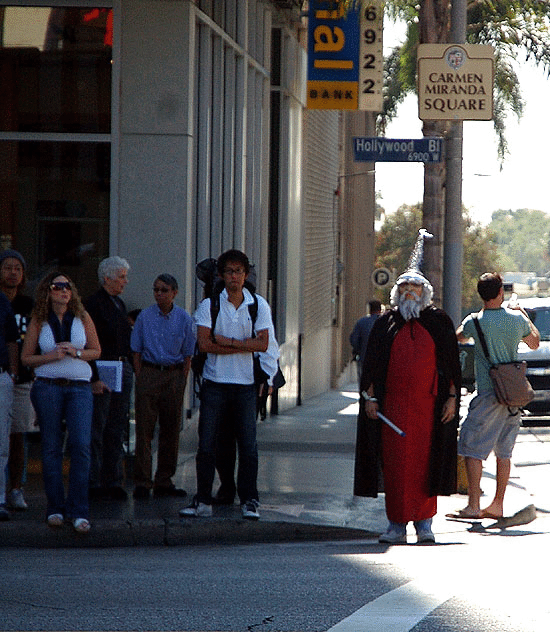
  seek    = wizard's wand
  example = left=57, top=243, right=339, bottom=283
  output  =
left=361, top=392, right=406, bottom=437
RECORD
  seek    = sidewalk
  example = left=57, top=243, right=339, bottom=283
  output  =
left=0, top=384, right=546, bottom=547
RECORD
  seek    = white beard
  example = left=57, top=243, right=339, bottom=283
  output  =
left=398, top=294, right=423, bottom=321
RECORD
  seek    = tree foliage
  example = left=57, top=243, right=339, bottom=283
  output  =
left=375, top=204, right=500, bottom=314
left=488, top=208, right=550, bottom=275
left=379, top=0, right=550, bottom=163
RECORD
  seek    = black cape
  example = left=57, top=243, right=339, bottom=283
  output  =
left=353, top=305, right=462, bottom=498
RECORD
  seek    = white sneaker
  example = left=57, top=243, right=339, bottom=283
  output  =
left=379, top=527, right=407, bottom=544
left=8, top=488, right=28, bottom=510
left=179, top=497, right=213, bottom=517
left=73, top=518, right=91, bottom=534
left=47, top=513, right=64, bottom=528
left=241, top=500, right=260, bottom=520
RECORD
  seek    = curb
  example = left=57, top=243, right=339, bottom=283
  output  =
left=0, top=518, right=376, bottom=548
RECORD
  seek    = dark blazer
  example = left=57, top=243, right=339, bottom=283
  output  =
left=354, top=305, right=462, bottom=498
left=84, top=287, right=132, bottom=361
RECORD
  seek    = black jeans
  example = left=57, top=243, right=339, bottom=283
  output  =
left=196, top=380, right=258, bottom=504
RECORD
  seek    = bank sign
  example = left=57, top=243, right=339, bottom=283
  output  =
left=417, top=44, right=494, bottom=121
left=307, top=0, right=383, bottom=111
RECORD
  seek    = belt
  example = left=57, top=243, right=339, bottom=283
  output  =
left=36, top=377, right=88, bottom=387
left=142, top=361, right=184, bottom=371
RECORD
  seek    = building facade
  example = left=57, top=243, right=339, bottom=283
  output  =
left=0, top=0, right=373, bottom=410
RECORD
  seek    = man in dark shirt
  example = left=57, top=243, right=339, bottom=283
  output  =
left=0, top=250, right=34, bottom=511
left=85, top=256, right=133, bottom=500
left=350, top=300, right=382, bottom=384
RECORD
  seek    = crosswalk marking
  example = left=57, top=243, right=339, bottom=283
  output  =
left=327, top=577, right=455, bottom=632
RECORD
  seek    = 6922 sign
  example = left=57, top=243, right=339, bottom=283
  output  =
left=359, top=1, right=383, bottom=112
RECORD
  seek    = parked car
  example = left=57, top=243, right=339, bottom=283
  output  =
left=517, top=297, right=550, bottom=414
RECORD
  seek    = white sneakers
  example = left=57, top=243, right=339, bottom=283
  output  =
left=7, top=488, right=27, bottom=510
left=179, top=497, right=261, bottom=520
left=241, top=500, right=260, bottom=520
left=179, top=498, right=213, bottom=517
left=46, top=513, right=64, bottom=528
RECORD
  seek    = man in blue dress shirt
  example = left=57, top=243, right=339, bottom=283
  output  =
left=131, top=274, right=196, bottom=499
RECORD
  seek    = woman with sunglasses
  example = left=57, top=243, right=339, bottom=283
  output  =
left=21, top=272, right=100, bottom=533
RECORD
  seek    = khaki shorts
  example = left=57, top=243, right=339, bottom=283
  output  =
left=458, top=390, right=521, bottom=460
left=9, top=382, right=37, bottom=433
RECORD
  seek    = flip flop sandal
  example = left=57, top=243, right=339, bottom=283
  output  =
left=445, top=508, right=482, bottom=520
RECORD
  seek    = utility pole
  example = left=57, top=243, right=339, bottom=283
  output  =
left=443, top=0, right=467, bottom=326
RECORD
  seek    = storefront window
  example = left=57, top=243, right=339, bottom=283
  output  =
left=0, top=6, right=112, bottom=133
left=0, top=5, right=112, bottom=290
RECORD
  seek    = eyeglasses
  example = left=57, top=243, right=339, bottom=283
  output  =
left=223, top=267, right=245, bottom=276
left=153, top=287, right=171, bottom=293
left=50, top=282, right=71, bottom=292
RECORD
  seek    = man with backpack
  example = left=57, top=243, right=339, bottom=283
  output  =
left=180, top=249, right=274, bottom=520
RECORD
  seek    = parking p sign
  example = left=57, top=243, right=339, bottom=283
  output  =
left=372, top=267, right=391, bottom=287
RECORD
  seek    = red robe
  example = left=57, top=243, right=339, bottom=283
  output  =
left=382, top=320, right=438, bottom=523
left=354, top=305, right=460, bottom=501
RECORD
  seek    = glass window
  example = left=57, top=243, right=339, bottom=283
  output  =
left=0, top=140, right=110, bottom=296
left=0, top=7, right=112, bottom=133
left=0, top=5, right=112, bottom=292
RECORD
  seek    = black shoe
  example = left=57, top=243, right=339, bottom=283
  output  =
left=0, top=504, right=10, bottom=521
left=107, top=486, right=128, bottom=500
left=153, top=485, right=187, bottom=498
left=133, top=485, right=150, bottom=499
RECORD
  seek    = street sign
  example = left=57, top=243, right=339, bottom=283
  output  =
left=417, top=44, right=494, bottom=121
left=372, top=267, right=391, bottom=287
left=353, top=137, right=443, bottom=163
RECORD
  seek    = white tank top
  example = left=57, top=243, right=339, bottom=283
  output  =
left=34, top=317, right=92, bottom=381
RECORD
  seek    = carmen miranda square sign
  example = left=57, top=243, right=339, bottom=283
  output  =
left=417, top=44, right=494, bottom=121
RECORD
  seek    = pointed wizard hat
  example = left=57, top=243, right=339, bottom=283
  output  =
left=390, top=229, right=434, bottom=303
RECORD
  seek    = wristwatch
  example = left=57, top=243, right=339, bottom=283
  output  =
left=76, top=350, right=82, bottom=358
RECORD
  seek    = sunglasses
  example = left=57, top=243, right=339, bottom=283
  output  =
left=50, top=282, right=72, bottom=292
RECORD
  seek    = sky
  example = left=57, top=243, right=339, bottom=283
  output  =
left=375, top=21, right=550, bottom=227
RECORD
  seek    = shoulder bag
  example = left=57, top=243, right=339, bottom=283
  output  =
left=472, top=316, right=534, bottom=408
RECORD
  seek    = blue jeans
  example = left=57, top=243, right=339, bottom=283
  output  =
left=196, top=380, right=258, bottom=504
left=31, top=379, right=93, bottom=520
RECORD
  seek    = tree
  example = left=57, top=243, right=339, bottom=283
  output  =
left=489, top=208, right=550, bottom=275
left=378, top=0, right=550, bottom=301
left=375, top=204, right=500, bottom=315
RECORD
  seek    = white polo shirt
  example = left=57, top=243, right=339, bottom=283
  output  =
left=194, top=288, right=273, bottom=385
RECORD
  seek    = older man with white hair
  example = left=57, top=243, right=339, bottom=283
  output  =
left=353, top=231, right=462, bottom=545
left=85, top=256, right=133, bottom=501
